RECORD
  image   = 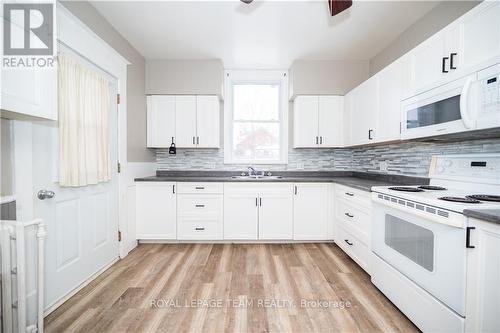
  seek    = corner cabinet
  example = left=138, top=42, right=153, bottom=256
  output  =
left=135, top=182, right=177, bottom=239
left=293, top=95, right=344, bottom=148
left=147, top=95, right=220, bottom=148
left=465, top=218, right=500, bottom=333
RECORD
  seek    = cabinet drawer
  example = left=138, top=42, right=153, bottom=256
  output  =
left=336, top=226, right=371, bottom=274
left=177, top=194, right=223, bottom=217
left=335, top=199, right=371, bottom=244
left=335, top=184, right=371, bottom=210
left=177, top=182, right=223, bottom=194
left=177, top=219, right=223, bottom=240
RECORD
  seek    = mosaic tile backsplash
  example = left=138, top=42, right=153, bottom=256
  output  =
left=156, top=138, right=500, bottom=177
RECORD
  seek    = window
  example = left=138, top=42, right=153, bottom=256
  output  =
left=224, top=70, right=288, bottom=164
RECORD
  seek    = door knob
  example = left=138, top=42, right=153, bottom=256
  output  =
left=37, top=190, right=55, bottom=200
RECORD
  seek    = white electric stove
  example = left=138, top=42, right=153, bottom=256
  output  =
left=370, top=153, right=500, bottom=333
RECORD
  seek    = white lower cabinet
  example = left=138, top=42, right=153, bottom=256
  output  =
left=293, top=183, right=330, bottom=240
left=136, top=182, right=177, bottom=239
left=465, top=218, right=500, bottom=333
left=177, top=194, right=223, bottom=240
left=224, top=183, right=293, bottom=240
left=334, top=184, right=372, bottom=274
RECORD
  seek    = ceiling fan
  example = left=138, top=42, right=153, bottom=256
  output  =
left=239, top=0, right=352, bottom=17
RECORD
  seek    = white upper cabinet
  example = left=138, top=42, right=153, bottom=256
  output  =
left=175, top=96, right=197, bottom=148
left=147, top=95, right=220, bottom=148
left=349, top=77, right=378, bottom=146
left=196, top=95, right=220, bottom=148
left=376, top=58, right=403, bottom=142
left=456, top=1, right=499, bottom=72
left=293, top=95, right=343, bottom=148
left=1, top=67, right=57, bottom=121
left=147, top=95, right=175, bottom=148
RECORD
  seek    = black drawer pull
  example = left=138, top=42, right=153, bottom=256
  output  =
left=345, top=213, right=354, bottom=218
left=195, top=187, right=205, bottom=190
left=195, top=204, right=205, bottom=208
left=195, top=227, right=205, bottom=231
left=345, top=192, right=354, bottom=197
left=344, top=239, right=353, bottom=246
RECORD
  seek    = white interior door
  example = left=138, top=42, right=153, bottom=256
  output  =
left=32, top=73, right=120, bottom=311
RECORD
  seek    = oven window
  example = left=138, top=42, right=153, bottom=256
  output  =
left=406, top=95, right=461, bottom=129
left=385, top=215, right=434, bottom=271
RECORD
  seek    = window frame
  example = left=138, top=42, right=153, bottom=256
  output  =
left=223, top=70, right=289, bottom=165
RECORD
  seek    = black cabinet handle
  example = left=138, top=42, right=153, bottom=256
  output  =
left=171, top=137, right=174, bottom=144
left=256, top=198, right=258, bottom=207
left=345, top=192, right=354, bottom=197
left=294, top=186, right=297, bottom=195
left=259, top=198, right=262, bottom=207
left=344, top=239, right=353, bottom=246
left=195, top=187, right=205, bottom=190
left=466, top=226, right=475, bottom=248
left=320, top=136, right=323, bottom=144
left=345, top=212, right=354, bottom=218
left=368, top=129, right=373, bottom=140
left=172, top=185, right=175, bottom=194
left=197, top=137, right=200, bottom=145
left=450, top=53, right=457, bottom=70
left=193, top=136, right=195, bottom=145
left=195, top=227, right=205, bottom=231
left=195, top=204, right=205, bottom=208
left=442, top=57, right=449, bottom=73
left=316, top=136, right=319, bottom=144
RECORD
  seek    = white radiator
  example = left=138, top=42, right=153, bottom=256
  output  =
left=0, top=220, right=46, bottom=333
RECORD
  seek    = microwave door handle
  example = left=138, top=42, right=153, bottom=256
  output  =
left=460, top=76, right=475, bottom=129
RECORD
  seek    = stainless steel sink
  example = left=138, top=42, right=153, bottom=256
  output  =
left=230, top=175, right=283, bottom=180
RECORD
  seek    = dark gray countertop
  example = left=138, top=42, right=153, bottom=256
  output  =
left=135, top=171, right=429, bottom=192
left=463, top=209, right=500, bottom=225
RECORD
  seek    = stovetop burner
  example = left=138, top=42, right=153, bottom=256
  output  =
left=439, top=196, right=482, bottom=203
left=389, top=187, right=424, bottom=192
left=418, top=185, right=447, bottom=190
left=466, top=194, right=500, bottom=202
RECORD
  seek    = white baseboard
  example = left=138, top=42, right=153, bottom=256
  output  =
left=139, top=239, right=334, bottom=244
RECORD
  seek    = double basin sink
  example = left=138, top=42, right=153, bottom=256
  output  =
left=230, top=175, right=283, bottom=180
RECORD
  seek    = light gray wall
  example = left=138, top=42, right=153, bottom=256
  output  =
left=1, top=118, right=13, bottom=196
left=290, top=60, right=369, bottom=96
left=145, top=60, right=224, bottom=95
left=369, top=1, right=480, bottom=76
left=61, top=1, right=154, bottom=162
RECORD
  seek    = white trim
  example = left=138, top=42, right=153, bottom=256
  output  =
left=224, top=70, right=289, bottom=165
left=43, top=257, right=119, bottom=316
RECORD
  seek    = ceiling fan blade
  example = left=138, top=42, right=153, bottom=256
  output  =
left=328, top=0, right=352, bottom=16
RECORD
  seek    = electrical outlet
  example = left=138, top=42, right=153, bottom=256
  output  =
left=296, top=162, right=304, bottom=170
left=379, top=161, right=388, bottom=172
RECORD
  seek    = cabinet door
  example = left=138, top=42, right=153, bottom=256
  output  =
left=350, top=78, right=378, bottom=146
left=136, top=183, right=176, bottom=239
left=147, top=95, right=175, bottom=148
left=223, top=184, right=259, bottom=239
left=376, top=59, right=403, bottom=142
left=293, top=96, right=319, bottom=148
left=1, top=67, right=56, bottom=120
left=408, top=33, right=446, bottom=94
left=196, top=96, right=220, bottom=148
left=175, top=95, right=197, bottom=148
left=343, top=92, right=352, bottom=146
left=465, top=219, right=500, bottom=333
left=293, top=183, right=329, bottom=240
left=258, top=184, right=293, bottom=240
left=318, top=96, right=343, bottom=147
left=458, top=1, right=499, bottom=71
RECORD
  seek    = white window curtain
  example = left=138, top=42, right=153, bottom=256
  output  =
left=58, top=52, right=111, bottom=187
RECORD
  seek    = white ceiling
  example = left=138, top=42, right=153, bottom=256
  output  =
left=91, top=0, right=439, bottom=68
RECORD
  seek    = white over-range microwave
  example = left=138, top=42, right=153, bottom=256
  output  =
left=401, top=63, right=500, bottom=140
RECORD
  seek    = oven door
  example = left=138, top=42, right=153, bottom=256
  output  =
left=401, top=73, right=477, bottom=140
left=372, top=200, right=467, bottom=316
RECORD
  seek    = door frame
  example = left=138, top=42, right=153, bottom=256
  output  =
left=57, top=3, right=133, bottom=258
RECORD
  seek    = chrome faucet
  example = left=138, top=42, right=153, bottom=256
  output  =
left=248, top=166, right=256, bottom=176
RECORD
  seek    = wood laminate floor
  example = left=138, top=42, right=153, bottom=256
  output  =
left=45, top=243, right=418, bottom=333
